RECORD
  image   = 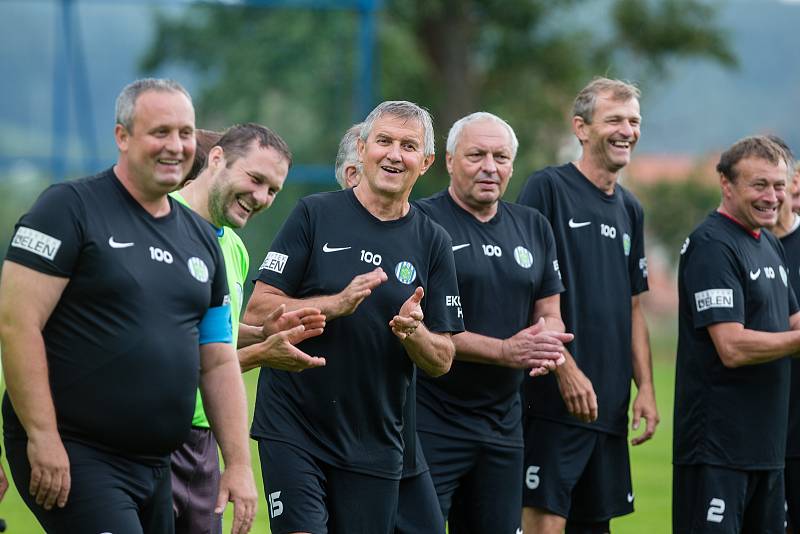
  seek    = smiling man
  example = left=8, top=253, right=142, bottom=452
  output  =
left=673, top=136, right=800, bottom=532
left=0, top=78, right=256, bottom=533
left=517, top=78, right=657, bottom=533
left=170, top=123, right=326, bottom=534
left=244, top=101, right=464, bottom=533
left=413, top=112, right=572, bottom=533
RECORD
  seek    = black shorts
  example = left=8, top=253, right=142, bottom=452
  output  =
left=258, top=438, right=399, bottom=534
left=786, top=458, right=800, bottom=532
left=419, top=430, right=522, bottom=534
left=5, top=437, right=173, bottom=534
left=522, top=418, right=633, bottom=522
left=673, top=464, right=784, bottom=533
left=395, top=469, right=445, bottom=534
left=171, top=427, right=222, bottom=534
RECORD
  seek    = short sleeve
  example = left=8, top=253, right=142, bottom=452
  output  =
left=517, top=171, right=554, bottom=219
left=537, top=213, right=565, bottom=298
left=422, top=228, right=464, bottom=334
left=5, top=183, right=85, bottom=277
left=629, top=204, right=649, bottom=296
left=255, top=199, right=312, bottom=296
left=682, top=239, right=744, bottom=328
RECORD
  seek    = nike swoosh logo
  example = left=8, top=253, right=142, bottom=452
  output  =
left=568, top=218, right=592, bottom=228
left=627, top=492, right=634, bottom=503
left=108, top=237, right=134, bottom=248
left=452, top=244, right=471, bottom=251
left=750, top=269, right=761, bottom=280
left=322, top=243, right=351, bottom=253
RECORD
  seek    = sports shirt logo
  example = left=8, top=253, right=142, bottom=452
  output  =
left=11, top=226, right=61, bottom=260
left=322, top=243, right=351, bottom=253
left=680, top=237, right=690, bottom=255
left=568, top=218, right=591, bottom=229
left=187, top=257, right=209, bottom=283
left=749, top=269, right=761, bottom=281
left=108, top=236, right=134, bottom=248
left=627, top=492, right=634, bottom=503
left=780, top=265, right=788, bottom=287
left=695, top=288, right=733, bottom=312
left=623, top=233, right=631, bottom=256
left=514, top=246, right=534, bottom=269
left=260, top=251, right=288, bottom=274
left=395, top=261, right=417, bottom=284
left=452, top=243, right=470, bottom=252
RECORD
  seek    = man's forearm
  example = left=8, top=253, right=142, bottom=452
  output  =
left=452, top=331, right=503, bottom=364
left=631, top=298, right=655, bottom=389
left=245, top=289, right=340, bottom=326
left=403, top=327, right=454, bottom=377
left=200, top=344, right=252, bottom=467
left=1, top=329, right=59, bottom=438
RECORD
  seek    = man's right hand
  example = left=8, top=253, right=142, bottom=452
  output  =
left=256, top=324, right=327, bottom=372
left=554, top=360, right=598, bottom=423
left=260, top=304, right=326, bottom=339
left=501, top=318, right=573, bottom=371
left=330, top=267, right=387, bottom=318
left=27, top=430, right=70, bottom=510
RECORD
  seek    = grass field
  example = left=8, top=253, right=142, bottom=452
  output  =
left=0, top=319, right=678, bottom=533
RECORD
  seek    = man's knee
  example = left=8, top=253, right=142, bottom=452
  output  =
left=522, top=506, right=566, bottom=534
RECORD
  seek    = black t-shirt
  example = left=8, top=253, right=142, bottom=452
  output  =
left=251, top=188, right=464, bottom=479
left=783, top=223, right=800, bottom=458
left=674, top=212, right=798, bottom=469
left=2, top=169, right=229, bottom=459
left=414, top=190, right=564, bottom=447
left=517, top=163, right=648, bottom=436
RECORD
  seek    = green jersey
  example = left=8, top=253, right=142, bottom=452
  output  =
left=171, top=191, right=249, bottom=428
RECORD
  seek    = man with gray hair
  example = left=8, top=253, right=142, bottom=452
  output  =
left=414, top=111, right=572, bottom=533
left=517, top=77, right=658, bottom=533
left=335, top=123, right=363, bottom=188
left=0, top=78, right=256, bottom=533
left=245, top=101, right=464, bottom=533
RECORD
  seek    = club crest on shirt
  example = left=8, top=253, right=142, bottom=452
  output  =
left=395, top=261, right=417, bottom=284
left=780, top=265, right=788, bottom=287
left=513, top=246, right=534, bottom=269
left=187, top=257, right=209, bottom=283
left=623, top=233, right=631, bottom=256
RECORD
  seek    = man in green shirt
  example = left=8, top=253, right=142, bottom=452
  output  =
left=171, top=123, right=326, bottom=534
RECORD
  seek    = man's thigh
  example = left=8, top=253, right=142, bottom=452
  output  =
left=673, top=464, right=783, bottom=534
left=5, top=437, right=172, bottom=534
left=418, top=430, right=479, bottom=518
left=171, top=427, right=222, bottom=534
left=522, top=418, right=596, bottom=518
left=569, top=430, right=633, bottom=523
left=395, top=470, right=445, bottom=534
left=448, top=442, right=523, bottom=534
left=326, top=465, right=399, bottom=534
left=785, top=458, right=800, bottom=532
left=258, top=439, right=328, bottom=534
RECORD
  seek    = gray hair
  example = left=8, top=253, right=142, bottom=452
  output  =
left=573, top=77, right=640, bottom=124
left=446, top=112, right=519, bottom=160
left=115, top=78, right=192, bottom=132
left=360, top=101, right=435, bottom=157
left=335, top=123, right=362, bottom=189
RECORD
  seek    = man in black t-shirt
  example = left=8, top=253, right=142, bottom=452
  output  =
left=333, top=124, right=446, bottom=534
left=245, top=101, right=464, bottom=534
left=517, top=77, right=658, bottom=533
left=762, top=140, right=800, bottom=533
left=414, top=112, right=572, bottom=533
left=674, top=136, right=800, bottom=532
left=0, top=78, right=256, bottom=533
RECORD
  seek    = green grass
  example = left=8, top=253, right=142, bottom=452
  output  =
left=0, top=321, right=678, bottom=532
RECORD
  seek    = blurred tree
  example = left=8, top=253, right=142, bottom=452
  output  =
left=637, top=176, right=720, bottom=266
left=141, top=0, right=734, bottom=190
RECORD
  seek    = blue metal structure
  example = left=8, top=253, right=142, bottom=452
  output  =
left=42, top=0, right=380, bottom=182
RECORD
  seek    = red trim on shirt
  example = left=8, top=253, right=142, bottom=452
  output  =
left=717, top=210, right=761, bottom=239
